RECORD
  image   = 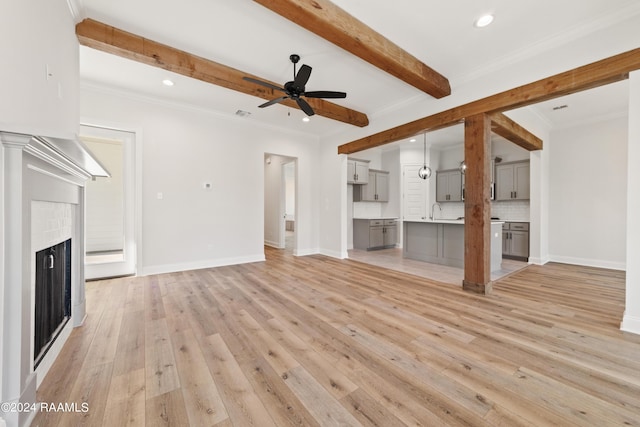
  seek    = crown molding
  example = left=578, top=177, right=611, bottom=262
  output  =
left=66, top=0, right=85, bottom=22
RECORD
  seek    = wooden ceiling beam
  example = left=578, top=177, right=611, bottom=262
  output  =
left=338, top=48, right=640, bottom=154
left=490, top=113, right=543, bottom=151
left=76, top=18, right=369, bottom=127
left=252, top=0, right=451, bottom=99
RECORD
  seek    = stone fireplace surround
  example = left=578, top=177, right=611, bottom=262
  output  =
left=1, top=132, right=104, bottom=427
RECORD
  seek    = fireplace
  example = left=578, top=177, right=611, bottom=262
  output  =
left=33, top=238, right=72, bottom=369
left=1, top=132, right=109, bottom=427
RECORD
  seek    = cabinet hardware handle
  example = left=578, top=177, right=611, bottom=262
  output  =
left=514, top=191, right=517, bottom=198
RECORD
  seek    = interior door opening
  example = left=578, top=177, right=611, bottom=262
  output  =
left=264, top=153, right=297, bottom=253
left=80, top=124, right=137, bottom=279
left=283, top=160, right=296, bottom=251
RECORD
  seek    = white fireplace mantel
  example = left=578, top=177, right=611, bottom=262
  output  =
left=1, top=131, right=106, bottom=427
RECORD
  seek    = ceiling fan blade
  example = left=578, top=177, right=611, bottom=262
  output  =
left=296, top=98, right=315, bottom=116
left=258, top=96, right=289, bottom=108
left=304, top=91, right=347, bottom=99
left=293, top=64, right=312, bottom=88
left=243, top=76, right=286, bottom=93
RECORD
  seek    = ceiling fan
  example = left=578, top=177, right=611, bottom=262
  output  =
left=243, top=54, right=347, bottom=116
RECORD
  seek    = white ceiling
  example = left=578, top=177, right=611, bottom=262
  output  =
left=77, top=0, right=638, bottom=146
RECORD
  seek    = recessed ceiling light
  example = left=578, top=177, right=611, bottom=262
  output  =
left=474, top=14, right=494, bottom=28
left=410, top=138, right=416, bottom=142
left=162, top=79, right=174, bottom=86
left=302, top=117, right=310, bottom=122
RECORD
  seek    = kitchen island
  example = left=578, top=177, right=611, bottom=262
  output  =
left=403, top=219, right=503, bottom=271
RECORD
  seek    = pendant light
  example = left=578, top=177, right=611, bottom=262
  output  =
left=418, top=133, right=432, bottom=179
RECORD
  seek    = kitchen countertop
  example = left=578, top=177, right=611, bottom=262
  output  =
left=404, top=218, right=504, bottom=225
left=353, top=217, right=399, bottom=220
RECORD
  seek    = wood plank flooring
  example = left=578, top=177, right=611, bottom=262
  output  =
left=347, top=247, right=528, bottom=284
left=32, top=247, right=640, bottom=426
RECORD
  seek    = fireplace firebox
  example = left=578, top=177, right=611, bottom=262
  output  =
left=34, top=238, right=71, bottom=368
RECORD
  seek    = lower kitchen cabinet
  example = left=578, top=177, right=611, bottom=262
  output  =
left=502, top=222, right=529, bottom=260
left=353, top=219, right=397, bottom=250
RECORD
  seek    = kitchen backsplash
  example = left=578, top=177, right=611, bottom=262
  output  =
left=438, top=200, right=530, bottom=222
left=353, top=201, right=383, bottom=218
left=354, top=200, right=530, bottom=221
left=491, top=200, right=530, bottom=221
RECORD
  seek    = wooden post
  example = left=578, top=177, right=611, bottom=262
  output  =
left=462, top=114, right=492, bottom=294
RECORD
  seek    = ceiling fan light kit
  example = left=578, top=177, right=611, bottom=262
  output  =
left=243, top=54, right=347, bottom=116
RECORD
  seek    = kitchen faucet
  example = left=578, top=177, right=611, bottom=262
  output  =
left=430, top=202, right=442, bottom=220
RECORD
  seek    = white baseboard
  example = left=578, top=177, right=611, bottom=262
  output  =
left=294, top=247, right=319, bottom=256
left=621, top=312, right=640, bottom=336
left=548, top=255, right=626, bottom=271
left=264, top=240, right=282, bottom=249
left=319, top=248, right=348, bottom=259
left=528, top=255, right=551, bottom=265
left=141, top=254, right=265, bottom=276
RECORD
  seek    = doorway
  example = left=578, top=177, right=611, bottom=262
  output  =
left=80, top=124, right=137, bottom=279
left=282, top=160, right=296, bottom=251
left=264, top=154, right=297, bottom=252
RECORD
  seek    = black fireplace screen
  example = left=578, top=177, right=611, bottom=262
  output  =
left=34, top=238, right=71, bottom=368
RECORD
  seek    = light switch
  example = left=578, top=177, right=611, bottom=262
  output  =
left=157, top=192, right=163, bottom=200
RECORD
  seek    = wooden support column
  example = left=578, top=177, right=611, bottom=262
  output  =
left=462, top=114, right=492, bottom=294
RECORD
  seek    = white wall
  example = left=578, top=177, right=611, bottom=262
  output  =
left=0, top=0, right=79, bottom=138
left=0, top=135, right=4, bottom=413
left=81, top=88, right=320, bottom=274
left=548, top=116, right=628, bottom=269
left=1, top=1, right=79, bottom=423
left=622, top=71, right=640, bottom=334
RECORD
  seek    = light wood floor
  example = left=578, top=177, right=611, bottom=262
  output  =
left=33, top=247, right=640, bottom=426
left=347, top=247, right=528, bottom=285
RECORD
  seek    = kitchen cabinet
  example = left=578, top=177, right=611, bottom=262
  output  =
left=461, top=158, right=496, bottom=200
left=347, top=158, right=369, bottom=184
left=495, top=160, right=529, bottom=200
left=353, top=219, right=397, bottom=250
left=436, top=169, right=462, bottom=202
left=403, top=220, right=503, bottom=271
left=502, top=222, right=529, bottom=260
left=354, top=169, right=389, bottom=202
